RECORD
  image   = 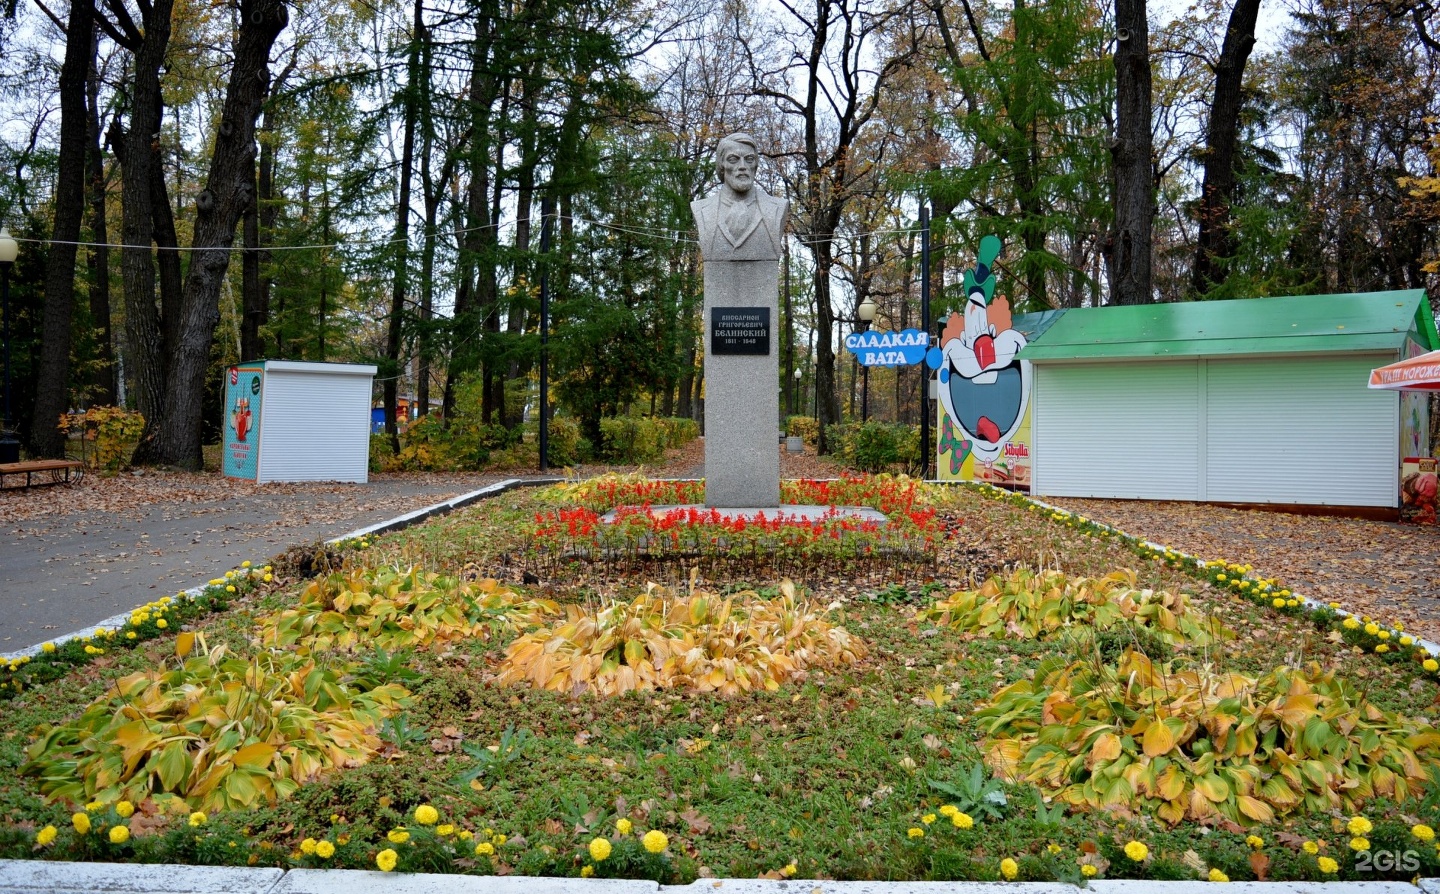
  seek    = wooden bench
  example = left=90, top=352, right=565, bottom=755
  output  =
left=0, top=459, right=85, bottom=490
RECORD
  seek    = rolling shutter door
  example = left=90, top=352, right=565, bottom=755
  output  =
left=257, top=371, right=372, bottom=483
left=1203, top=356, right=1397, bottom=506
left=1032, top=361, right=1201, bottom=500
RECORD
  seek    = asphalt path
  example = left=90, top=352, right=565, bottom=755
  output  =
left=0, top=476, right=512, bottom=653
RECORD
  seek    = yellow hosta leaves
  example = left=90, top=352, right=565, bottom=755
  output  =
left=496, top=580, right=866, bottom=697
left=978, top=650, right=1440, bottom=827
left=22, top=642, right=411, bottom=813
left=919, top=567, right=1229, bottom=646
left=261, top=567, right=557, bottom=654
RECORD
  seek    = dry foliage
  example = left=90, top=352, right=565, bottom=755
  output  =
left=22, top=636, right=410, bottom=813
left=261, top=567, right=559, bottom=654
left=495, top=577, right=867, bottom=696
left=980, top=649, right=1440, bottom=827
left=919, top=567, right=1229, bottom=646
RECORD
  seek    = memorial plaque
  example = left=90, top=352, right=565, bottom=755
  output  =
left=710, top=307, right=770, bottom=355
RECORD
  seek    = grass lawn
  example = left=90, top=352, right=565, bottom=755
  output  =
left=2, top=474, right=1438, bottom=882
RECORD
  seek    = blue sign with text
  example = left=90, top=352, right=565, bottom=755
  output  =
left=844, top=328, right=929, bottom=367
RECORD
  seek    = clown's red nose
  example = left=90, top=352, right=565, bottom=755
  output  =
left=973, top=334, right=996, bottom=370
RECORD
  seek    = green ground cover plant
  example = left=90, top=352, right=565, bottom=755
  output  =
left=2, top=475, right=1438, bottom=882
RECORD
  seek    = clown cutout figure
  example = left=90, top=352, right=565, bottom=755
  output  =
left=927, top=236, right=1033, bottom=486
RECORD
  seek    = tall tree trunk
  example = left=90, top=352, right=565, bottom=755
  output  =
left=86, top=18, right=116, bottom=407
left=117, top=0, right=173, bottom=434
left=133, top=0, right=287, bottom=467
left=241, top=163, right=262, bottom=359
left=385, top=0, right=422, bottom=452
left=1108, top=0, right=1154, bottom=305
left=31, top=0, right=96, bottom=457
left=1190, top=0, right=1262, bottom=296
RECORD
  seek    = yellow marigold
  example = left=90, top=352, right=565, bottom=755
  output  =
left=908, top=827, right=925, bottom=839
left=1425, top=659, right=1439, bottom=672
left=1000, top=858, right=1019, bottom=880
left=458, top=830, right=473, bottom=841
left=1272, top=598, right=1286, bottom=608
left=952, top=812, right=974, bottom=829
left=315, top=840, right=335, bottom=859
left=781, top=863, right=797, bottom=878
left=301, top=838, right=318, bottom=855
left=189, top=812, right=207, bottom=827
left=1376, top=644, right=1390, bottom=653
left=1347, top=816, right=1373, bottom=836
left=1081, top=865, right=1098, bottom=878
left=413, top=805, right=439, bottom=826
left=72, top=813, right=91, bottom=835
left=109, top=825, right=130, bottom=845
left=474, top=842, right=495, bottom=856
left=1364, top=623, right=1380, bottom=636
left=1349, top=837, right=1370, bottom=852
left=939, top=805, right=958, bottom=817
left=387, top=829, right=410, bottom=844
left=616, top=818, right=633, bottom=835
left=1246, top=835, right=1264, bottom=849
left=589, top=837, right=612, bottom=862
left=1400, top=636, right=1414, bottom=646
left=580, top=866, right=595, bottom=878
left=1318, top=857, right=1339, bottom=874
left=1378, top=630, right=1391, bottom=640
left=1302, top=841, right=1319, bottom=855
left=921, top=813, right=936, bottom=825
left=493, top=834, right=507, bottom=846
left=1414, top=824, right=1436, bottom=842
left=1209, top=868, right=1229, bottom=882
left=36, top=825, right=57, bottom=846
left=1343, top=618, right=1361, bottom=630
left=642, top=830, right=668, bottom=854
left=1124, top=841, right=1149, bottom=862
left=437, top=824, right=454, bottom=837
left=1047, top=843, right=1062, bottom=855
left=1286, top=600, right=1298, bottom=608
left=263, top=573, right=273, bottom=583
left=42, top=642, right=55, bottom=653
left=116, top=801, right=135, bottom=818
left=242, top=560, right=252, bottom=568
left=376, top=848, right=398, bottom=872
left=156, top=618, right=167, bottom=629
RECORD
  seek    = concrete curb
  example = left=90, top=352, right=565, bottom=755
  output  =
left=0, top=863, right=1432, bottom=894
left=1, top=477, right=561, bottom=660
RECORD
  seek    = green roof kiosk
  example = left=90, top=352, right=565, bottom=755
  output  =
left=1016, top=290, right=1438, bottom=515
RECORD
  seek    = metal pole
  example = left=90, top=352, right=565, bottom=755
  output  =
left=537, top=196, right=554, bottom=472
left=1, top=263, right=11, bottom=432
left=862, top=364, right=869, bottom=422
left=919, top=203, right=931, bottom=480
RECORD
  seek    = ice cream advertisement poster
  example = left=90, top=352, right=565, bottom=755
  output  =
left=926, top=235, right=1035, bottom=489
left=223, top=365, right=264, bottom=479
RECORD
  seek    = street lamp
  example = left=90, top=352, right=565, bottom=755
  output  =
left=857, top=298, right=877, bottom=422
left=0, top=226, right=18, bottom=464
left=792, top=366, right=802, bottom=418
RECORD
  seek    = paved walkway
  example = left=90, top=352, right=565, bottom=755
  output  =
left=0, top=474, right=523, bottom=653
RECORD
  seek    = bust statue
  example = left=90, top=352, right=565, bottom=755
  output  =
left=691, top=133, right=788, bottom=262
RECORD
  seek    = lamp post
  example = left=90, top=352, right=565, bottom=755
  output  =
left=858, top=297, right=877, bottom=423
left=0, top=226, right=18, bottom=464
left=792, top=366, right=802, bottom=418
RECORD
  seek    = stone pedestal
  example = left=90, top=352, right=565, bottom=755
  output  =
left=703, top=259, right=779, bottom=507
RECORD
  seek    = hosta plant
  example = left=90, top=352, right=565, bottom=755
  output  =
left=261, top=567, right=558, bottom=654
left=495, top=578, right=867, bottom=696
left=918, top=567, right=1229, bottom=647
left=22, top=636, right=411, bottom=812
left=978, top=649, right=1440, bottom=827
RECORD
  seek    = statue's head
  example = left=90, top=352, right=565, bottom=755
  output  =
left=714, top=133, right=761, bottom=193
